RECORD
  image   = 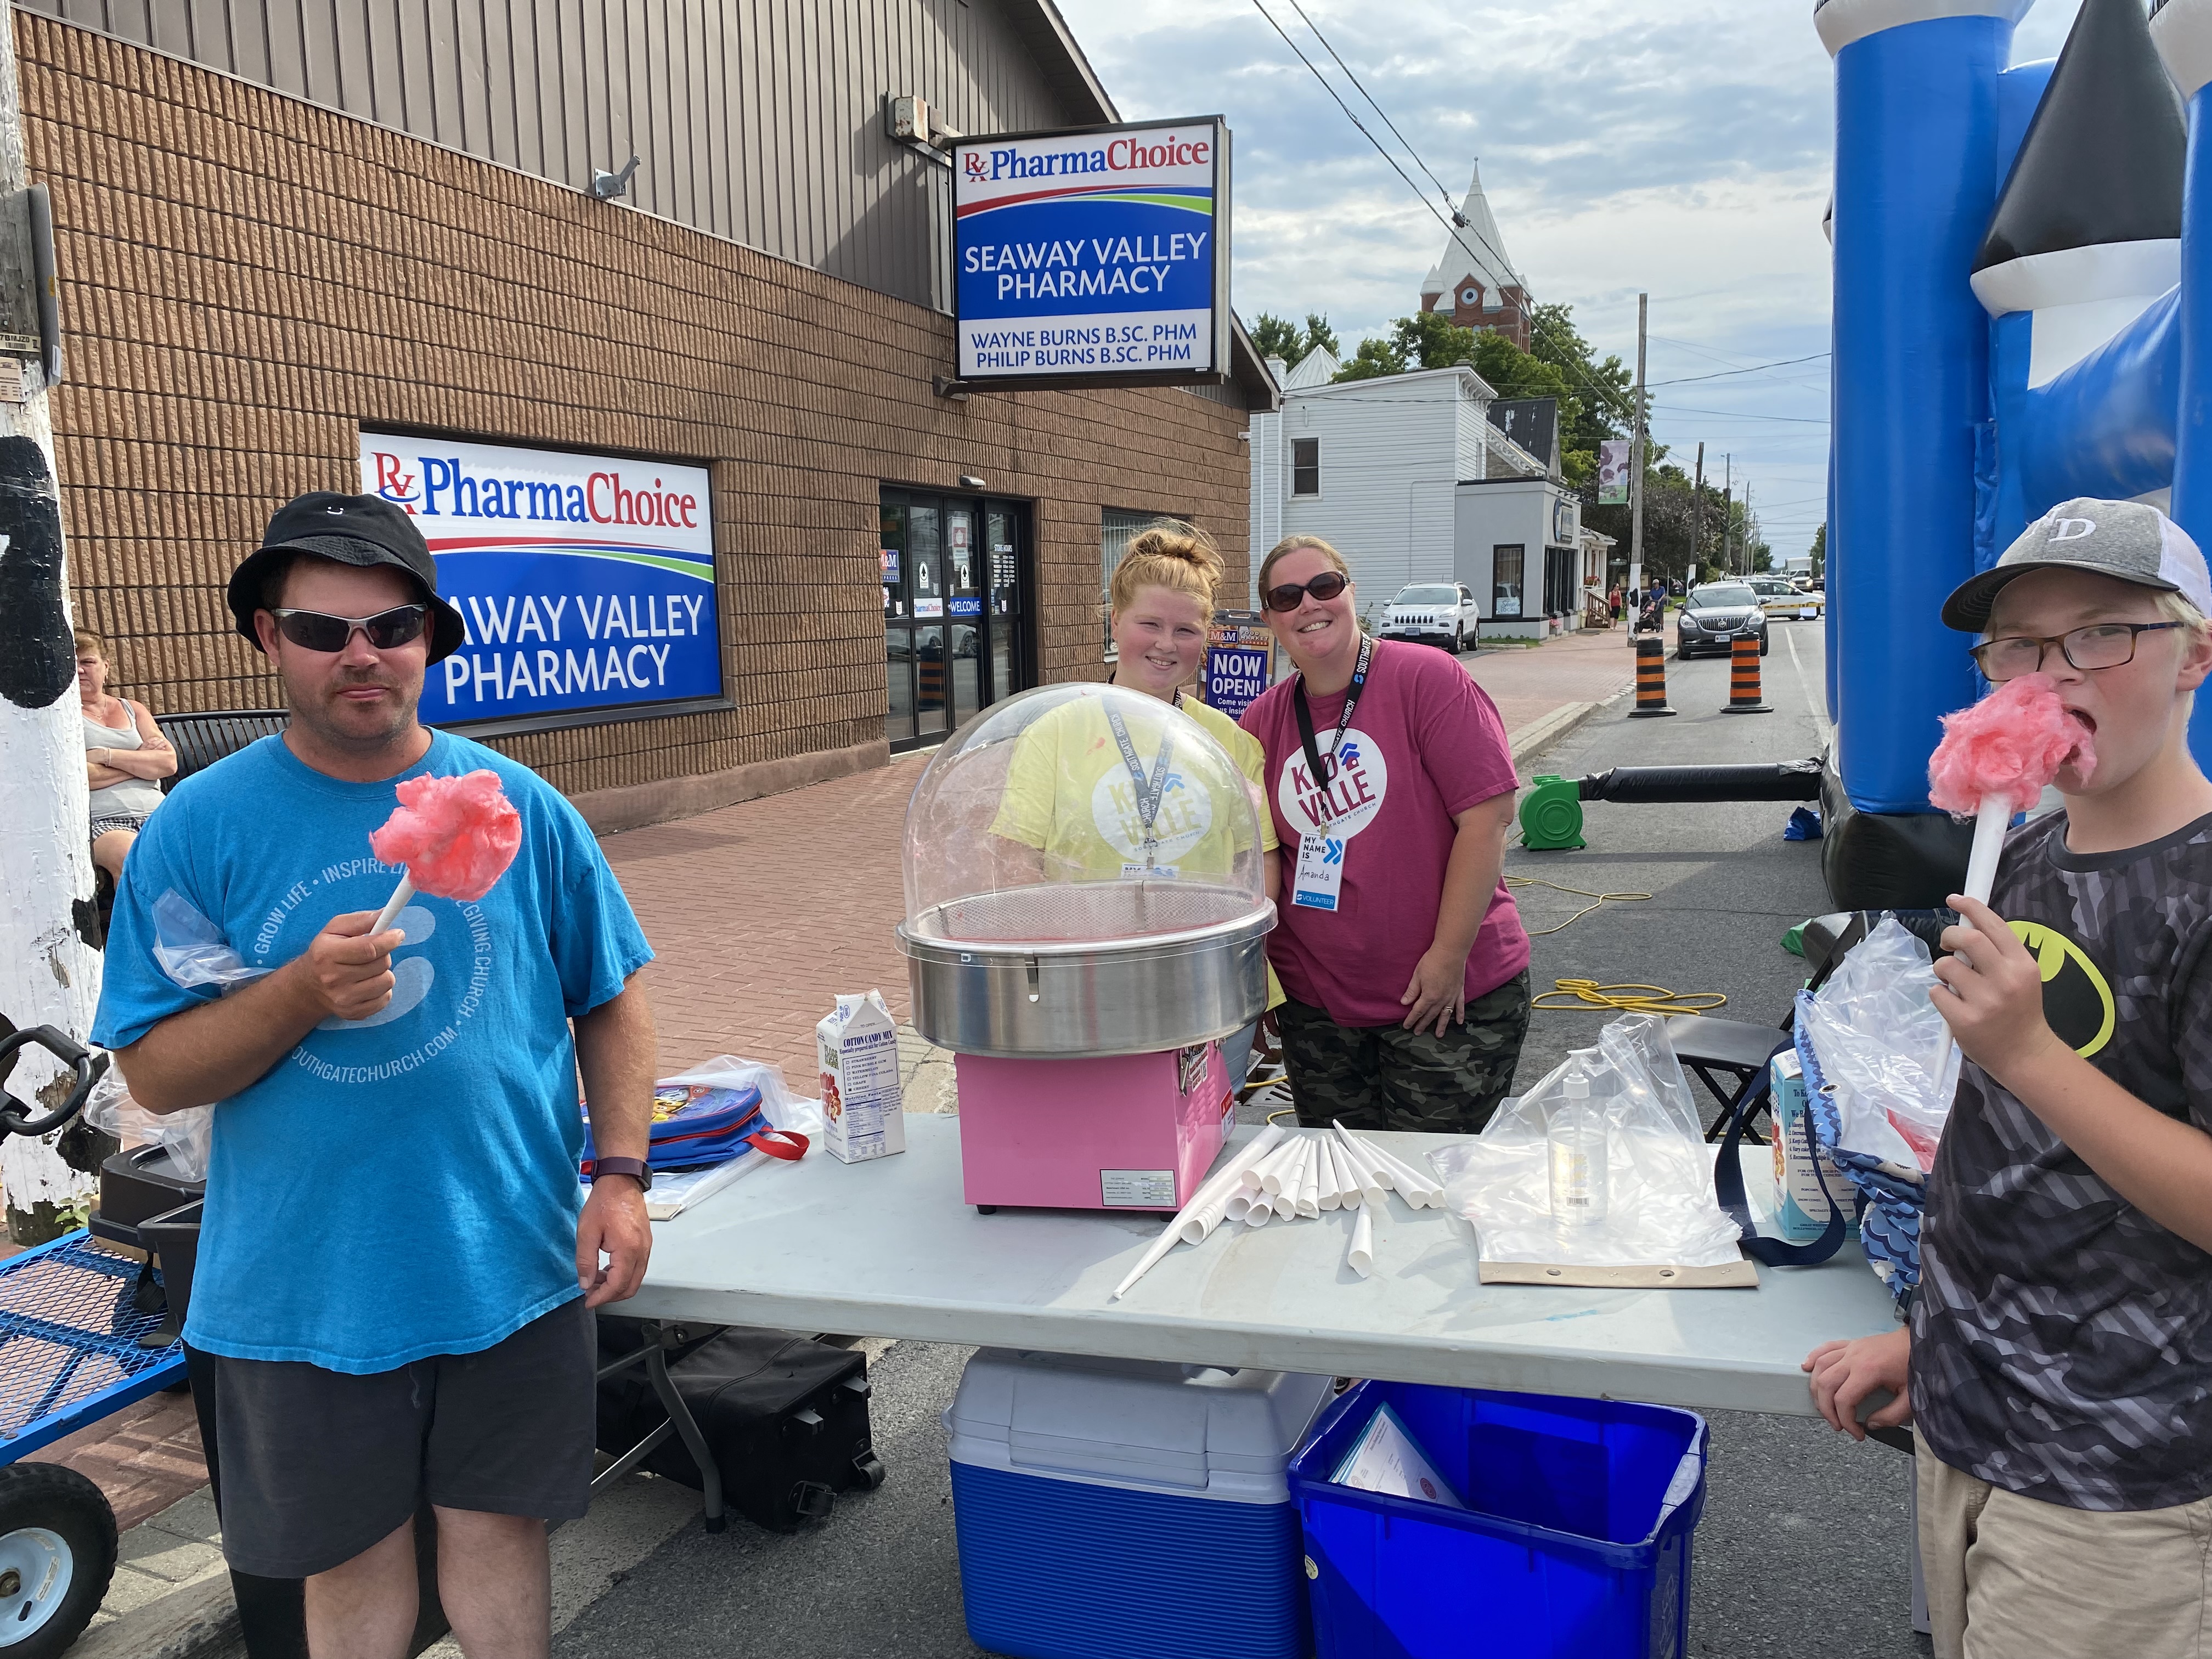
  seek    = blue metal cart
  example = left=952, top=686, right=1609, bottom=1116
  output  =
left=0, top=1022, right=184, bottom=1656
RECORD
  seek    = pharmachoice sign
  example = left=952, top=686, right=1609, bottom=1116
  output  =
left=953, top=117, right=1229, bottom=386
left=359, top=435, right=721, bottom=726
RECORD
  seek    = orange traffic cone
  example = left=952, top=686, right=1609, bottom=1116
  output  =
left=1720, top=634, right=1771, bottom=714
left=1629, top=636, right=1676, bottom=718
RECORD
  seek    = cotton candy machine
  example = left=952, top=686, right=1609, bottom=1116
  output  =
left=895, top=683, right=1276, bottom=1212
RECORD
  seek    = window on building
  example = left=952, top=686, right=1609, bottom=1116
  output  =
left=1291, top=438, right=1321, bottom=497
left=1102, top=508, right=1155, bottom=657
left=1493, top=544, right=1525, bottom=619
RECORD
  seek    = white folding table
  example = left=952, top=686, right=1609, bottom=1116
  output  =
left=627, top=1118, right=1898, bottom=1418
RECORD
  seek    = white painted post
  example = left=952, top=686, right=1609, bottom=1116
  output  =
left=0, top=0, right=101, bottom=1242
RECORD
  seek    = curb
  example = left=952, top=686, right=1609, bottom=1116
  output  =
left=1508, top=698, right=1602, bottom=770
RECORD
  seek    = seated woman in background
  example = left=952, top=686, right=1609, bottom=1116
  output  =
left=78, top=629, right=175, bottom=879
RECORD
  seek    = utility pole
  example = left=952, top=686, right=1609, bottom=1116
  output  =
left=1722, top=453, right=1733, bottom=577
left=1629, top=293, right=1647, bottom=605
left=1745, top=481, right=1756, bottom=573
left=1691, top=442, right=1705, bottom=581
left=0, top=0, right=99, bottom=1242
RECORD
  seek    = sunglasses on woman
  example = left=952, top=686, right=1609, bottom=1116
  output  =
left=268, top=605, right=428, bottom=652
left=1261, top=570, right=1350, bottom=613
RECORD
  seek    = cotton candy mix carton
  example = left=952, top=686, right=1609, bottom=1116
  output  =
left=817, top=991, right=905, bottom=1164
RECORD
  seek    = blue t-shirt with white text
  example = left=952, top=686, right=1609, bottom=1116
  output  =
left=93, top=731, right=652, bottom=1373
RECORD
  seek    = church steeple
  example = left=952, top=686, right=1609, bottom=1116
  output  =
left=1420, top=161, right=1533, bottom=349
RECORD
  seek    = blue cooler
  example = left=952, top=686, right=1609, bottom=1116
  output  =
left=1289, top=1381, right=1708, bottom=1659
left=945, top=1349, right=1333, bottom=1659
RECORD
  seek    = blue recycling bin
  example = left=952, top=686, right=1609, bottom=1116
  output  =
left=1287, top=1381, right=1708, bottom=1659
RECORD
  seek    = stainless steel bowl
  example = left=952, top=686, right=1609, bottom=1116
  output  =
left=896, top=882, right=1275, bottom=1059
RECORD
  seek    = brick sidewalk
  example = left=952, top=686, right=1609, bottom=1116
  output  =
left=609, top=631, right=1631, bottom=1081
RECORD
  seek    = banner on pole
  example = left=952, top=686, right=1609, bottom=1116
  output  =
left=1598, top=439, right=1632, bottom=506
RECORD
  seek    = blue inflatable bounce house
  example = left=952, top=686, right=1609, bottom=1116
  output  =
left=1819, top=0, right=2212, bottom=904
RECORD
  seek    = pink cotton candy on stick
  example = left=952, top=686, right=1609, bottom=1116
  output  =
left=1928, top=673, right=2095, bottom=820
left=1926, top=674, right=2096, bottom=1080
left=365, top=770, right=523, bottom=935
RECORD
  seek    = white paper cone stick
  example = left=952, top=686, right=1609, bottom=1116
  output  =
left=1271, top=1142, right=1309, bottom=1220
left=1295, top=1145, right=1321, bottom=1217
left=370, top=872, right=415, bottom=938
left=1329, top=1123, right=1390, bottom=1206
left=1226, top=1191, right=1255, bottom=1223
left=1963, top=790, right=2009, bottom=905
left=1261, top=1137, right=1306, bottom=1196
left=1244, top=1198, right=1273, bottom=1227
left=1346, top=1204, right=1374, bottom=1278
left=1353, top=1134, right=1444, bottom=1209
left=1315, top=1141, right=1341, bottom=1211
left=1933, top=789, right=2013, bottom=1082
left=1328, top=1142, right=1362, bottom=1209
left=1111, top=1126, right=1284, bottom=1299
left=1169, top=1125, right=1287, bottom=1246
left=1242, top=1136, right=1299, bottom=1194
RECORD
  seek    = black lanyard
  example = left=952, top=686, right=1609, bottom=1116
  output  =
left=1291, top=635, right=1373, bottom=823
left=1104, top=693, right=1180, bottom=865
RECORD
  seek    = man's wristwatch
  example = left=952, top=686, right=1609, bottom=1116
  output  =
left=590, top=1156, right=653, bottom=1193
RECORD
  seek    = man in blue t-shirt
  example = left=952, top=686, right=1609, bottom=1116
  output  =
left=94, top=492, right=658, bottom=1658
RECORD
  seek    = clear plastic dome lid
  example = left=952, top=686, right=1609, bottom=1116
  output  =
left=901, top=682, right=1271, bottom=949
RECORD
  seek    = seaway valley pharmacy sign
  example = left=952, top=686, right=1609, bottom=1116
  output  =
left=953, top=117, right=1230, bottom=386
left=361, top=435, right=721, bottom=727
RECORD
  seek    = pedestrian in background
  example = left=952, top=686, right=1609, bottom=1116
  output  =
left=1240, top=534, right=1530, bottom=1134
left=77, top=629, right=174, bottom=880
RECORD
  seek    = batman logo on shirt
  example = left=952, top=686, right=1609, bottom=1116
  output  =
left=2006, top=920, right=2115, bottom=1059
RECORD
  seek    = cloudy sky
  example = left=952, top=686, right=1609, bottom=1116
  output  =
left=1056, top=0, right=2091, bottom=560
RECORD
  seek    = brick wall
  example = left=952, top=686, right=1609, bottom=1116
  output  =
left=21, top=14, right=1251, bottom=800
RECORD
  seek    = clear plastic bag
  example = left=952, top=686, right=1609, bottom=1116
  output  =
left=82, top=1063, right=214, bottom=1183
left=151, top=889, right=269, bottom=992
left=1798, top=917, right=1958, bottom=1171
left=1429, top=1015, right=1745, bottom=1270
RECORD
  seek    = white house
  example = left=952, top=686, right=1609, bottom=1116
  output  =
left=1248, top=352, right=1585, bottom=639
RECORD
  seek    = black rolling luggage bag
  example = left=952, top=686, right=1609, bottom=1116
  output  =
left=596, top=1323, right=885, bottom=1533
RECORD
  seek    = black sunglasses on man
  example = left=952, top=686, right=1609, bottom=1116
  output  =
left=267, top=605, right=430, bottom=653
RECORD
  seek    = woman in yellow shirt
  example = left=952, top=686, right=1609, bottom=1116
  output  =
left=991, top=520, right=1282, bottom=1082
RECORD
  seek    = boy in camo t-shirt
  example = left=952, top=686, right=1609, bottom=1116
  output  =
left=1804, top=498, right=2212, bottom=1659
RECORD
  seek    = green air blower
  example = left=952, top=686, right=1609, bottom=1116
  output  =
left=1519, top=774, right=1585, bottom=850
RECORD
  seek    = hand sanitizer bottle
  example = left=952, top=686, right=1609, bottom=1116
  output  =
left=1548, top=1068, right=1608, bottom=1225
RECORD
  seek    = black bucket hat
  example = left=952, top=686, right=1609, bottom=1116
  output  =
left=227, top=492, right=467, bottom=664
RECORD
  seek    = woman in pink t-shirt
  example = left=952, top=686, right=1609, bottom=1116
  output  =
left=1239, top=535, right=1530, bottom=1133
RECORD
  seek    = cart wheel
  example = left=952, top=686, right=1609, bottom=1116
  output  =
left=0, top=1463, right=116, bottom=1657
left=850, top=1453, right=888, bottom=1491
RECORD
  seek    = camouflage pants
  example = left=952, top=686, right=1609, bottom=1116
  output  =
left=1275, top=971, right=1531, bottom=1136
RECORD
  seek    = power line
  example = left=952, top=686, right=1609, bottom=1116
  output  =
left=1648, top=353, right=1830, bottom=388
left=1284, top=0, right=1464, bottom=222
left=1654, top=404, right=1830, bottom=425
left=1247, top=0, right=1640, bottom=428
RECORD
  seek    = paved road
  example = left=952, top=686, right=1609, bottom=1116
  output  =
left=556, top=618, right=1932, bottom=1659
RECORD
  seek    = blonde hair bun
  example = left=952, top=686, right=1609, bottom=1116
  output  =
left=1111, top=518, right=1222, bottom=614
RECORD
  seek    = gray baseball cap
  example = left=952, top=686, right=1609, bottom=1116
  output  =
left=1943, top=498, right=2212, bottom=632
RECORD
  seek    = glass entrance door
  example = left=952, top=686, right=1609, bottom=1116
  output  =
left=883, top=489, right=1032, bottom=752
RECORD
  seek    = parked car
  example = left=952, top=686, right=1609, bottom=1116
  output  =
left=1748, top=574, right=1821, bottom=622
left=1379, top=583, right=1481, bottom=652
left=1675, top=582, right=1770, bottom=659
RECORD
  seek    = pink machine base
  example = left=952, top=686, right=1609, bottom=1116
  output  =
left=954, top=1044, right=1233, bottom=1212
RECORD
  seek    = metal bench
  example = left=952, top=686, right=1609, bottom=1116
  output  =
left=154, top=708, right=288, bottom=788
